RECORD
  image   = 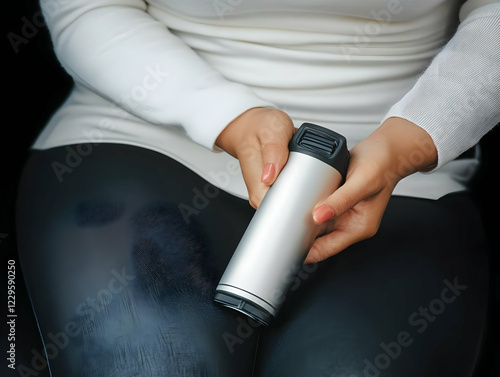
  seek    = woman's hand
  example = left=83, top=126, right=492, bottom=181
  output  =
left=215, top=107, right=296, bottom=209
left=304, top=117, right=438, bottom=264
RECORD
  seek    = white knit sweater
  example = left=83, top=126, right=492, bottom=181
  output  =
left=35, top=0, right=500, bottom=199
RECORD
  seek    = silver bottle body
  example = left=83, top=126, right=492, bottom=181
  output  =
left=215, top=151, right=342, bottom=319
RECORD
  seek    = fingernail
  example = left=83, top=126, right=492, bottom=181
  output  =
left=261, top=163, right=275, bottom=183
left=313, top=205, right=334, bottom=223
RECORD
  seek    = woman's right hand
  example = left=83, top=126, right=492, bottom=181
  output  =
left=215, top=107, right=296, bottom=209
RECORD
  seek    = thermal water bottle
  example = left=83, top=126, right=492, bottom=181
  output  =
left=214, top=123, right=350, bottom=325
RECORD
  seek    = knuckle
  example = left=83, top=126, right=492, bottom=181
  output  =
left=309, top=238, right=330, bottom=259
left=257, top=126, right=275, bottom=143
left=262, top=110, right=294, bottom=136
left=335, top=193, right=355, bottom=215
left=308, top=242, right=323, bottom=256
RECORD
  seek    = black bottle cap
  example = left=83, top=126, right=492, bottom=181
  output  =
left=289, top=123, right=350, bottom=179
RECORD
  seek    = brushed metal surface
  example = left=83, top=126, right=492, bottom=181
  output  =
left=216, top=152, right=342, bottom=314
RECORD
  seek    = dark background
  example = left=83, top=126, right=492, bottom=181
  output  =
left=1, top=1, right=499, bottom=376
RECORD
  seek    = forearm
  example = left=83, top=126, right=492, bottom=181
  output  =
left=40, top=0, right=273, bottom=150
left=380, top=2, right=500, bottom=170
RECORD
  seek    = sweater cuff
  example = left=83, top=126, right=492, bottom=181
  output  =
left=178, top=83, right=276, bottom=151
left=380, top=4, right=500, bottom=172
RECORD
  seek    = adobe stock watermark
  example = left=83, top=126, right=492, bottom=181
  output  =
left=443, top=65, right=499, bottom=129
left=222, top=262, right=318, bottom=353
left=6, top=0, right=73, bottom=54
left=212, top=0, right=244, bottom=20
left=382, top=131, right=436, bottom=190
left=178, top=159, right=241, bottom=224
left=340, top=0, right=409, bottom=61
left=6, top=11, right=45, bottom=54
left=16, top=267, right=135, bottom=377
left=343, top=276, right=467, bottom=377
left=51, top=64, right=170, bottom=183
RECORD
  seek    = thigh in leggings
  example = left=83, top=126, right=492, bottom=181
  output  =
left=16, top=143, right=489, bottom=376
left=254, top=194, right=489, bottom=377
left=16, top=144, right=260, bottom=376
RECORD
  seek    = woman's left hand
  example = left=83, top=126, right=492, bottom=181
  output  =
left=304, top=117, right=438, bottom=264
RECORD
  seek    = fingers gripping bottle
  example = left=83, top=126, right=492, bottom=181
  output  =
left=214, top=123, right=350, bottom=325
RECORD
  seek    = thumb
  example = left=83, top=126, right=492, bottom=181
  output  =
left=260, top=141, right=290, bottom=186
left=312, top=172, right=371, bottom=224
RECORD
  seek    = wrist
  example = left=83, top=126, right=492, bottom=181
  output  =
left=215, top=107, right=260, bottom=157
left=374, top=117, right=438, bottom=180
left=215, top=107, right=293, bottom=158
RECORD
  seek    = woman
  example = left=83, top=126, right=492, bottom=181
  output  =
left=16, top=0, right=498, bottom=375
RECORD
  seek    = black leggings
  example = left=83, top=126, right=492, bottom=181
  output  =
left=16, top=143, right=489, bottom=377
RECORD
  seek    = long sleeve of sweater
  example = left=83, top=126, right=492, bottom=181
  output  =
left=39, top=0, right=274, bottom=151
left=381, top=0, right=500, bottom=171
